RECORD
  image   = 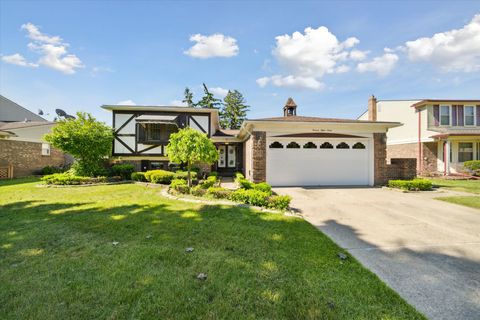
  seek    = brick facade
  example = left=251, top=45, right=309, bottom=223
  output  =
left=387, top=142, right=437, bottom=174
left=373, top=133, right=388, bottom=185
left=0, top=140, right=70, bottom=177
left=251, top=131, right=266, bottom=183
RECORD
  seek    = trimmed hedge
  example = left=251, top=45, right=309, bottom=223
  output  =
left=200, top=176, right=217, bottom=189
left=388, top=179, right=432, bottom=191
left=253, top=182, right=272, bottom=194
left=145, top=170, right=175, bottom=184
left=41, top=166, right=65, bottom=175
left=174, top=171, right=198, bottom=181
left=41, top=173, right=109, bottom=185
left=111, top=164, right=135, bottom=180
left=229, top=189, right=270, bottom=207
left=464, top=160, right=480, bottom=176
left=207, top=187, right=232, bottom=199
left=170, top=178, right=189, bottom=194
left=131, top=172, right=147, bottom=182
left=191, top=185, right=207, bottom=197
left=267, top=195, right=291, bottom=210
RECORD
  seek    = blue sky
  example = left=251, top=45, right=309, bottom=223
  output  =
left=1, top=1, right=479, bottom=124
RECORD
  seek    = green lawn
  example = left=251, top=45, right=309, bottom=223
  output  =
left=429, top=178, right=480, bottom=210
left=0, top=178, right=424, bottom=319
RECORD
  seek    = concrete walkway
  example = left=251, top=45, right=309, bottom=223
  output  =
left=276, top=187, right=480, bottom=320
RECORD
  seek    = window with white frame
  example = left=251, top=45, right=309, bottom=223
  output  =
left=464, top=106, right=475, bottom=126
left=41, top=143, right=50, bottom=156
left=458, top=142, right=473, bottom=162
left=440, top=106, right=450, bottom=125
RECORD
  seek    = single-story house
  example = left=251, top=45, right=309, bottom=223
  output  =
left=102, top=97, right=414, bottom=186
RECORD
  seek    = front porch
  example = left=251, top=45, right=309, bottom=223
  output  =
left=434, top=134, right=480, bottom=175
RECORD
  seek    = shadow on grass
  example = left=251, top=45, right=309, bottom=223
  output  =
left=0, top=188, right=425, bottom=320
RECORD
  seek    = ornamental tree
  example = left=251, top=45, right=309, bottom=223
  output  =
left=44, top=112, right=113, bottom=176
left=166, top=127, right=218, bottom=187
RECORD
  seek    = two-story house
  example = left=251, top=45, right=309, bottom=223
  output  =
left=358, top=96, right=480, bottom=175
left=103, top=98, right=408, bottom=187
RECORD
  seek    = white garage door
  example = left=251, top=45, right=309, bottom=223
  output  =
left=266, top=138, right=372, bottom=186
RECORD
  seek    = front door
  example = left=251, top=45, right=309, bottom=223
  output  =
left=217, top=144, right=241, bottom=176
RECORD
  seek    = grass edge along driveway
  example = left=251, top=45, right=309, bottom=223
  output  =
left=0, top=178, right=425, bottom=319
left=429, top=178, right=480, bottom=210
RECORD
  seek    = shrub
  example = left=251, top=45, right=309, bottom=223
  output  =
left=253, top=182, right=272, bottom=194
left=207, top=187, right=232, bottom=199
left=145, top=170, right=175, bottom=184
left=229, top=189, right=269, bottom=207
left=200, top=175, right=217, bottom=189
left=208, top=171, right=218, bottom=177
left=235, top=172, right=245, bottom=180
left=131, top=172, right=147, bottom=182
left=174, top=170, right=197, bottom=181
left=170, top=178, right=190, bottom=194
left=41, top=166, right=64, bottom=175
left=267, top=195, right=291, bottom=210
left=464, top=160, right=480, bottom=176
left=41, top=172, right=109, bottom=185
left=191, top=185, right=207, bottom=197
left=388, top=179, right=432, bottom=191
left=111, top=164, right=135, bottom=180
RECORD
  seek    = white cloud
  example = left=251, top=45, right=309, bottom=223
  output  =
left=1, top=53, right=38, bottom=67
left=405, top=14, right=480, bottom=72
left=210, top=86, right=229, bottom=97
left=335, top=65, right=350, bottom=73
left=170, top=99, right=188, bottom=106
left=3, top=22, right=84, bottom=74
left=356, top=53, right=399, bottom=76
left=256, top=75, right=324, bottom=91
left=90, top=66, right=113, bottom=77
left=117, top=100, right=136, bottom=105
left=349, top=50, right=369, bottom=61
left=184, top=33, right=239, bottom=58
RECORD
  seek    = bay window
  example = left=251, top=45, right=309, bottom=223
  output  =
left=440, top=106, right=450, bottom=125
left=458, top=142, right=473, bottom=162
left=464, top=106, right=475, bottom=126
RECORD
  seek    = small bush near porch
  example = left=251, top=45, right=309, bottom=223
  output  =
left=0, top=179, right=424, bottom=319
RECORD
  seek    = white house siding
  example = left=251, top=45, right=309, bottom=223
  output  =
left=115, top=113, right=136, bottom=134
left=190, top=115, right=209, bottom=134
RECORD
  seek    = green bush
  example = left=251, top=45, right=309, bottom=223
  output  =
left=267, top=195, right=291, bottom=210
left=200, top=175, right=217, bottom=189
left=41, top=172, right=108, bottom=185
left=145, top=170, right=175, bottom=184
left=464, top=160, right=480, bottom=176
left=41, top=166, right=64, bottom=175
left=191, top=185, right=207, bottom=197
left=131, top=172, right=146, bottom=182
left=253, top=182, right=272, bottom=194
left=229, top=189, right=269, bottom=207
left=174, top=170, right=198, bottom=181
left=207, top=187, right=232, bottom=199
left=235, top=172, right=245, bottom=180
left=111, top=164, right=135, bottom=180
left=170, top=178, right=189, bottom=194
left=208, top=171, right=218, bottom=177
left=388, top=179, right=432, bottom=191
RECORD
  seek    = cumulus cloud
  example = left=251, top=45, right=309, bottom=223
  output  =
left=1, top=53, right=38, bottom=67
left=210, top=86, right=229, bottom=97
left=405, top=14, right=480, bottom=72
left=349, top=49, right=369, bottom=61
left=117, top=100, right=136, bottom=105
left=356, top=53, right=399, bottom=76
left=2, top=22, right=84, bottom=74
left=256, top=75, right=324, bottom=91
left=184, top=33, right=239, bottom=58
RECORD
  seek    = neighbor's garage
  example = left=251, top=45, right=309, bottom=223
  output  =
left=266, top=136, right=373, bottom=186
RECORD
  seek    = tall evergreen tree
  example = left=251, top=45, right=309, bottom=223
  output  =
left=196, top=83, right=222, bottom=109
left=182, top=87, right=195, bottom=107
left=220, top=90, right=249, bottom=129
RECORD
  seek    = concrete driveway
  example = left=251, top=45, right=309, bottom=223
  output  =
left=277, top=187, right=480, bottom=320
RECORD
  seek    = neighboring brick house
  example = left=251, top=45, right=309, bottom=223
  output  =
left=104, top=97, right=410, bottom=186
left=0, top=95, right=71, bottom=178
left=358, top=96, right=480, bottom=175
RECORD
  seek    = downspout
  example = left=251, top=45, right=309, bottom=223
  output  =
left=418, top=109, right=423, bottom=174
left=443, top=141, right=447, bottom=176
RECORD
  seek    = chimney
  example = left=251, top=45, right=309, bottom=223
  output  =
left=368, top=95, right=377, bottom=121
left=283, top=97, right=297, bottom=117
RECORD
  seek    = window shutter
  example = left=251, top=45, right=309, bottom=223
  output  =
left=458, top=105, right=464, bottom=126
left=451, top=105, right=457, bottom=126
left=477, top=105, right=480, bottom=126
left=433, top=105, right=439, bottom=126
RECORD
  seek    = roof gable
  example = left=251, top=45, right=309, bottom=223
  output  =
left=0, top=95, right=47, bottom=122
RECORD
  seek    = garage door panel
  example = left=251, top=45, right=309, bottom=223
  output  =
left=266, top=139, right=371, bottom=186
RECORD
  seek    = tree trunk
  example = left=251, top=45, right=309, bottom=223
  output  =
left=187, top=160, right=192, bottom=187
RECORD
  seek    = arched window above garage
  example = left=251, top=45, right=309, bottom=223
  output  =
left=336, top=142, right=350, bottom=149
left=352, top=142, right=366, bottom=149
left=319, top=142, right=334, bottom=149
left=303, top=142, right=316, bottom=149
left=286, top=141, right=300, bottom=149
left=269, top=141, right=284, bottom=149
